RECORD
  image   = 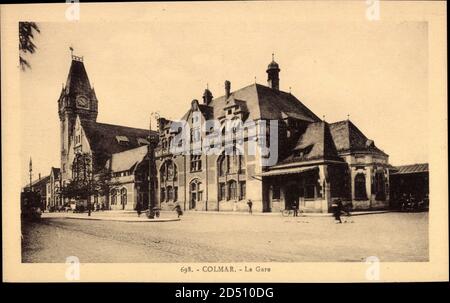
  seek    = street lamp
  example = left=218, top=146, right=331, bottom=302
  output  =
left=148, top=113, right=160, bottom=218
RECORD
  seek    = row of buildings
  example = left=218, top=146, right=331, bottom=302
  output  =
left=22, top=54, right=429, bottom=213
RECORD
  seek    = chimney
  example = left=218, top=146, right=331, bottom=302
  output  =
left=38, top=173, right=41, bottom=180
left=225, top=80, right=231, bottom=99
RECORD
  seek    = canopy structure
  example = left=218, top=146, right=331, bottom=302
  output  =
left=255, top=166, right=319, bottom=178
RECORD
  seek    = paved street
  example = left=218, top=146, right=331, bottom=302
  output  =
left=21, top=212, right=428, bottom=263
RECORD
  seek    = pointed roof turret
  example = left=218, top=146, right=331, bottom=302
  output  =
left=65, top=57, right=92, bottom=96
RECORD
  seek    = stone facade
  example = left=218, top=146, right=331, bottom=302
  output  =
left=46, top=167, right=62, bottom=209
left=57, top=56, right=154, bottom=209
left=155, top=58, right=390, bottom=213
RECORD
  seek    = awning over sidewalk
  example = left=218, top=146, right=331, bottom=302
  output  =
left=258, top=166, right=319, bottom=177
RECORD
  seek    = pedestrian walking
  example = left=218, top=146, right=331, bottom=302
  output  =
left=173, top=203, right=183, bottom=218
left=247, top=199, right=253, bottom=215
left=332, top=199, right=343, bottom=223
left=136, top=201, right=142, bottom=217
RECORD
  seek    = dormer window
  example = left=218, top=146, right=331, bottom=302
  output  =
left=137, top=138, right=149, bottom=146
left=116, top=135, right=129, bottom=145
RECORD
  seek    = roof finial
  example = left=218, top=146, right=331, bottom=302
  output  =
left=206, top=83, right=209, bottom=90
left=289, top=86, right=292, bottom=94
left=254, top=76, right=257, bottom=83
left=347, top=114, right=350, bottom=120
left=70, top=46, right=84, bottom=62
left=322, top=115, right=326, bottom=121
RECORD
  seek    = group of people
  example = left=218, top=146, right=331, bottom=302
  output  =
left=135, top=202, right=183, bottom=218
left=134, top=199, right=351, bottom=221
left=331, top=199, right=351, bottom=223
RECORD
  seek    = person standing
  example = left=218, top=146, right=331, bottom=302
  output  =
left=247, top=199, right=253, bottom=215
left=136, top=201, right=142, bottom=217
left=332, top=199, right=343, bottom=223
left=292, top=200, right=299, bottom=217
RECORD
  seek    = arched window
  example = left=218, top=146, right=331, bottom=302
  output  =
left=111, top=189, right=117, bottom=205
left=159, top=160, right=178, bottom=204
left=219, top=156, right=227, bottom=176
left=174, top=187, right=178, bottom=202
left=160, top=188, right=166, bottom=202
left=160, top=160, right=177, bottom=181
left=228, top=180, right=237, bottom=200
left=239, top=154, right=245, bottom=173
left=160, top=165, right=166, bottom=182
left=167, top=186, right=173, bottom=201
left=239, top=181, right=246, bottom=200
left=229, top=154, right=238, bottom=174
left=219, top=183, right=226, bottom=201
left=120, top=188, right=127, bottom=205
left=374, top=171, right=386, bottom=200
left=218, top=150, right=246, bottom=201
left=167, top=161, right=174, bottom=180
left=189, top=179, right=202, bottom=209
left=218, top=151, right=244, bottom=176
left=354, top=173, right=367, bottom=200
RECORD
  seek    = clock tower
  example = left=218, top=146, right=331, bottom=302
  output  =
left=58, top=54, right=98, bottom=181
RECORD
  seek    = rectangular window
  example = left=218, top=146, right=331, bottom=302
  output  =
left=272, top=185, right=281, bottom=200
left=190, top=155, right=202, bottom=172
left=305, top=184, right=315, bottom=199
left=239, top=182, right=246, bottom=200
left=137, top=138, right=149, bottom=145
left=219, top=183, right=226, bottom=201
left=228, top=181, right=237, bottom=200
left=116, top=135, right=129, bottom=145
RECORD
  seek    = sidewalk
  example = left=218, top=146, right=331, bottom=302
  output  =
left=42, top=209, right=390, bottom=221
left=42, top=212, right=180, bottom=222
left=160, top=210, right=390, bottom=217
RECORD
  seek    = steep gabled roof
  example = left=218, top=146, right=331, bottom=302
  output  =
left=50, top=167, right=60, bottom=179
left=329, top=120, right=387, bottom=156
left=22, top=175, right=50, bottom=191
left=279, top=121, right=342, bottom=164
left=80, top=119, right=156, bottom=171
left=108, top=145, right=148, bottom=173
left=208, top=83, right=321, bottom=122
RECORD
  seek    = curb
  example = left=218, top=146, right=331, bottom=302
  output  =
left=62, top=216, right=181, bottom=223
left=160, top=210, right=391, bottom=217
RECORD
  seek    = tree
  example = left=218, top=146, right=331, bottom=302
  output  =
left=19, top=22, right=40, bottom=71
left=61, top=152, right=120, bottom=216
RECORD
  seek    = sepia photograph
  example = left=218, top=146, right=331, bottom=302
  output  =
left=2, top=1, right=447, bottom=283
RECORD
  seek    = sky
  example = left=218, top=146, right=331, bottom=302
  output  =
left=20, top=4, right=429, bottom=184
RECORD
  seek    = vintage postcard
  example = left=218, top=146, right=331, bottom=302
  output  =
left=1, top=1, right=448, bottom=283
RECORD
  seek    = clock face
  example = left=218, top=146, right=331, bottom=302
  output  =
left=76, top=96, right=89, bottom=108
